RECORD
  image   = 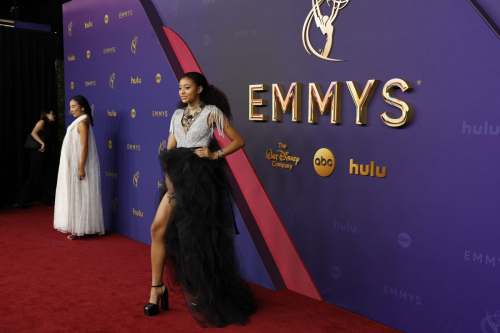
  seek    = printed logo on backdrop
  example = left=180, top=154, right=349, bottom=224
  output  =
left=398, top=232, right=411, bottom=248
left=111, top=197, right=117, bottom=213
left=464, top=250, right=500, bottom=268
left=86, top=50, right=91, bottom=59
left=68, top=21, right=72, bottom=36
left=127, top=144, right=140, bottom=151
left=235, top=29, right=257, bottom=39
left=331, top=266, right=341, bottom=280
left=266, top=142, right=301, bottom=171
left=85, top=80, right=96, bottom=87
left=201, top=0, right=216, bottom=5
left=91, top=104, right=95, bottom=116
left=156, top=73, right=162, bottom=84
left=119, top=10, right=133, bottom=18
left=462, top=121, right=499, bottom=136
left=333, top=219, right=357, bottom=234
left=172, top=0, right=179, bottom=16
left=103, top=47, right=116, bottom=54
left=133, top=171, right=140, bottom=188
left=109, top=73, right=115, bottom=89
left=108, top=140, right=113, bottom=149
left=105, top=172, right=117, bottom=179
left=133, top=208, right=143, bottom=217
left=131, top=76, right=142, bottom=84
left=481, top=310, right=500, bottom=333
left=313, top=148, right=335, bottom=177
left=84, top=21, right=93, bottom=29
left=70, top=82, right=74, bottom=90
left=131, top=109, right=136, bottom=118
left=107, top=110, right=117, bottom=117
left=302, top=0, right=350, bottom=62
left=383, top=285, right=422, bottom=305
left=131, top=36, right=138, bottom=54
left=158, top=140, right=167, bottom=154
left=152, top=110, right=168, bottom=117
left=67, top=55, right=75, bottom=62
left=104, top=14, right=109, bottom=24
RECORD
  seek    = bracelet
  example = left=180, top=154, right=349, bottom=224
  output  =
left=220, top=149, right=225, bottom=158
left=215, top=151, right=220, bottom=159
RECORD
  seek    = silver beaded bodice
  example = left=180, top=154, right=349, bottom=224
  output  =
left=169, top=105, right=227, bottom=148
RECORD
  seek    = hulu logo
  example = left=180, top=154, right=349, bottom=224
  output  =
left=462, top=121, right=499, bottom=135
left=349, top=159, right=386, bottom=178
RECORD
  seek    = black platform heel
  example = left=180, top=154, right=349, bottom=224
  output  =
left=143, top=283, right=168, bottom=316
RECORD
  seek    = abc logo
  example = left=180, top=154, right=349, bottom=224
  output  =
left=398, top=232, right=411, bottom=248
left=314, top=148, right=335, bottom=177
left=131, top=109, right=136, bottom=118
left=108, top=140, right=113, bottom=149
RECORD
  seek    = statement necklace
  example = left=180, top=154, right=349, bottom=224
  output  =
left=183, top=103, right=204, bottom=132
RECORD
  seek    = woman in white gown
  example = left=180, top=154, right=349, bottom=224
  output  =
left=54, top=95, right=104, bottom=239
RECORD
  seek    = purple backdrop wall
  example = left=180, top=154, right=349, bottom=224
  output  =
left=64, top=0, right=500, bottom=332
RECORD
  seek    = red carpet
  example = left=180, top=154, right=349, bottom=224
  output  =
left=0, top=204, right=400, bottom=333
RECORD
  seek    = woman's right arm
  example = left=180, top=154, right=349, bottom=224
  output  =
left=167, top=132, right=177, bottom=150
left=31, top=120, right=45, bottom=152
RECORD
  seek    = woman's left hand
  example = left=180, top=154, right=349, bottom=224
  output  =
left=78, top=167, right=86, bottom=180
left=194, top=146, right=216, bottom=160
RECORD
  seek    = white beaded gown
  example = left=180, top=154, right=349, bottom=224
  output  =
left=54, top=115, right=105, bottom=236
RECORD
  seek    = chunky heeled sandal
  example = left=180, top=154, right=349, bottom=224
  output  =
left=67, top=234, right=80, bottom=240
left=144, top=283, right=168, bottom=316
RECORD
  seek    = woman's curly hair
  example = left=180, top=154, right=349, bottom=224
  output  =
left=177, top=72, right=232, bottom=121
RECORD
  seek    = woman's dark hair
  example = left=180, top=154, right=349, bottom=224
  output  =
left=39, top=110, right=53, bottom=123
left=177, top=72, right=232, bottom=121
left=70, top=95, right=94, bottom=126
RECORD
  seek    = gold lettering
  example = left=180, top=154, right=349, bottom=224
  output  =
left=308, top=82, right=342, bottom=124
left=381, top=79, right=414, bottom=128
left=272, top=83, right=302, bottom=122
left=131, top=76, right=142, bottom=84
left=103, top=47, right=116, bottom=54
left=346, top=80, right=379, bottom=125
left=119, top=10, right=133, bottom=18
left=249, top=84, right=267, bottom=121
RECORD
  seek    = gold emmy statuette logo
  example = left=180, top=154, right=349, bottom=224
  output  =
left=131, top=36, right=138, bottom=54
left=156, top=73, right=161, bottom=84
left=131, top=109, right=136, bottom=118
left=302, top=0, right=350, bottom=62
left=68, top=21, right=72, bottom=36
left=104, top=14, right=109, bottom=24
left=109, top=73, right=115, bottom=89
left=108, top=140, right=113, bottom=149
left=314, top=148, right=335, bottom=177
left=86, top=50, right=91, bottom=59
left=133, top=171, right=140, bottom=188
left=111, top=197, right=117, bottom=212
left=70, top=82, right=74, bottom=90
left=91, top=104, right=95, bottom=116
left=158, top=140, right=167, bottom=154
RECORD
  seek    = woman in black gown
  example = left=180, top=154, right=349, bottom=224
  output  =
left=16, top=110, right=57, bottom=208
left=144, top=72, right=256, bottom=327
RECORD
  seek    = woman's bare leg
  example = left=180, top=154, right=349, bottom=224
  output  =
left=149, top=174, right=176, bottom=304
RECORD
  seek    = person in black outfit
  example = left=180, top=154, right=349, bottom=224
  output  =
left=16, top=110, right=57, bottom=208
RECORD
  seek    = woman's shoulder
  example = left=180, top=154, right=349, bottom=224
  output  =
left=204, top=104, right=221, bottom=113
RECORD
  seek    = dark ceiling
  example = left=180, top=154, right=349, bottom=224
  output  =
left=0, top=0, right=72, bottom=33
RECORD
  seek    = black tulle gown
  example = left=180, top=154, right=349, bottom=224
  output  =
left=159, top=147, right=256, bottom=327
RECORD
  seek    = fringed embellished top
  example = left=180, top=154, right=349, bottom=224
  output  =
left=169, top=105, right=227, bottom=148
